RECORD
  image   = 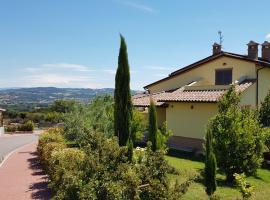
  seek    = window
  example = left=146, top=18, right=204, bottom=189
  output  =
left=215, top=69, right=232, bottom=85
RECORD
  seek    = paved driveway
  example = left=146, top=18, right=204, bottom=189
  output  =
left=0, top=133, right=39, bottom=161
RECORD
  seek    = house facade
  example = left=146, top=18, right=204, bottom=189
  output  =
left=133, top=41, right=270, bottom=151
left=0, top=108, right=5, bottom=135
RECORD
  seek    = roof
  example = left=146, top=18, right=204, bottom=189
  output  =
left=158, top=80, right=254, bottom=103
left=144, top=51, right=270, bottom=89
left=132, top=92, right=167, bottom=107
left=133, top=80, right=255, bottom=106
left=0, top=108, right=6, bottom=112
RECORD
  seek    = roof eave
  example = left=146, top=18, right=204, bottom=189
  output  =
left=144, top=52, right=270, bottom=89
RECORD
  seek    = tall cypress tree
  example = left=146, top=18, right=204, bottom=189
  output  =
left=205, top=129, right=217, bottom=196
left=148, top=98, right=158, bottom=151
left=114, top=35, right=132, bottom=146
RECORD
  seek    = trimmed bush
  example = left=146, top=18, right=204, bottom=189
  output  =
left=37, top=128, right=65, bottom=164
left=5, top=125, right=17, bottom=132
left=17, top=120, right=35, bottom=131
left=49, top=148, right=85, bottom=200
left=41, top=142, right=66, bottom=172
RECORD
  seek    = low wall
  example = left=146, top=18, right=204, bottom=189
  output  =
left=0, top=127, right=4, bottom=135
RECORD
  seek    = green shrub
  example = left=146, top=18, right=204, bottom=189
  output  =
left=259, top=90, right=270, bottom=127
left=45, top=111, right=62, bottom=124
left=49, top=148, right=85, bottom=200
left=17, top=120, right=35, bottom=131
left=41, top=142, right=66, bottom=172
left=234, top=173, right=254, bottom=200
left=209, top=87, right=264, bottom=182
left=37, top=128, right=65, bottom=159
left=263, top=128, right=270, bottom=151
left=5, top=125, right=17, bottom=132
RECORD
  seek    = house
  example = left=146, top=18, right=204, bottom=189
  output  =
left=0, top=108, right=5, bottom=135
left=133, top=41, right=270, bottom=151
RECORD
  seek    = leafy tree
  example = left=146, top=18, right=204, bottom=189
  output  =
left=131, top=110, right=147, bottom=143
left=259, top=90, right=270, bottom=127
left=204, top=129, right=217, bottom=196
left=63, top=96, right=114, bottom=144
left=114, top=34, right=132, bottom=146
left=208, top=86, right=264, bottom=182
left=88, top=95, right=114, bottom=137
left=148, top=98, right=159, bottom=151
left=50, top=99, right=76, bottom=113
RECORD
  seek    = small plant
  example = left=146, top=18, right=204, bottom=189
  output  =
left=234, top=173, right=254, bottom=200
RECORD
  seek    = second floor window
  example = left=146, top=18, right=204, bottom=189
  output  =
left=215, top=69, right=232, bottom=85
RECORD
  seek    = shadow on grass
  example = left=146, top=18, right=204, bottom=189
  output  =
left=27, top=151, right=51, bottom=200
left=167, top=148, right=204, bottom=162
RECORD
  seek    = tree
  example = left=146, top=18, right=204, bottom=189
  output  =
left=259, top=90, right=270, bottom=127
left=208, top=86, right=264, bottom=182
left=204, top=129, right=217, bottom=196
left=127, top=138, right=133, bottom=162
left=148, top=98, right=158, bottom=151
left=114, top=34, right=132, bottom=146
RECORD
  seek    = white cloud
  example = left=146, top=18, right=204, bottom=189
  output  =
left=118, top=1, right=156, bottom=13
left=103, top=69, right=137, bottom=75
left=42, top=63, right=93, bottom=72
left=266, top=33, right=270, bottom=39
left=147, top=66, right=176, bottom=71
left=104, top=69, right=116, bottom=75
left=154, top=73, right=168, bottom=78
left=23, top=74, right=91, bottom=85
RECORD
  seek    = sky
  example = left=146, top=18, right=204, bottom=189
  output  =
left=0, top=0, right=270, bottom=90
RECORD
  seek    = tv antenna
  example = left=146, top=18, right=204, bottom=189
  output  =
left=218, top=31, right=224, bottom=46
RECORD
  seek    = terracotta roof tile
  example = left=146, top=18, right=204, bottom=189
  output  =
left=132, top=92, right=166, bottom=107
left=133, top=81, right=255, bottom=106
left=158, top=81, right=254, bottom=103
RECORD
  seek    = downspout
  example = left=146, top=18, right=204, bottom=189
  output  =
left=256, top=65, right=265, bottom=107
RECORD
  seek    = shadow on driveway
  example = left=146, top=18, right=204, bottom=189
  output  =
left=26, top=151, right=51, bottom=200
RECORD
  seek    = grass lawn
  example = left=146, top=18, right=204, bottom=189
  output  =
left=166, top=155, right=270, bottom=200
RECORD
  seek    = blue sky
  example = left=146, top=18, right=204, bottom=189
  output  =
left=0, top=0, right=270, bottom=90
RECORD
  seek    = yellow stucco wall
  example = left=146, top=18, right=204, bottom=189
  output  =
left=166, top=102, right=218, bottom=139
left=156, top=107, right=166, bottom=127
left=240, top=83, right=257, bottom=107
left=258, top=67, right=270, bottom=105
left=148, top=56, right=257, bottom=93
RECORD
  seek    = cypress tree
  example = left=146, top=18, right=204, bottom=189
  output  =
left=205, top=129, right=217, bottom=196
left=148, top=98, right=158, bottom=151
left=114, top=34, right=132, bottom=146
left=127, top=138, right=133, bottom=162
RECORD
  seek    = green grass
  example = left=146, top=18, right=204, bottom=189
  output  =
left=166, top=155, right=270, bottom=200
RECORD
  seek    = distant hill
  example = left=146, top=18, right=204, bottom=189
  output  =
left=0, top=87, right=120, bottom=107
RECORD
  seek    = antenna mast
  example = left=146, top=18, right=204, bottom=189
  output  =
left=218, top=31, right=224, bottom=47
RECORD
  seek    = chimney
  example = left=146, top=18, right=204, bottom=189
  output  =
left=212, top=42, right=221, bottom=55
left=247, top=40, right=259, bottom=60
left=262, top=41, right=270, bottom=62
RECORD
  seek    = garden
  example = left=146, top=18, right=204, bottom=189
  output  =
left=37, top=35, right=270, bottom=200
